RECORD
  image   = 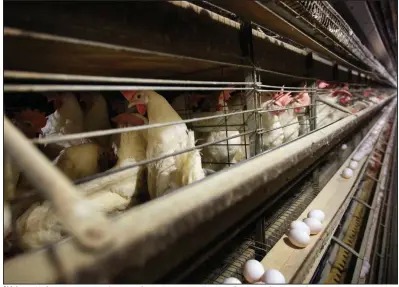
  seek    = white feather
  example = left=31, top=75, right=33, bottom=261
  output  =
left=260, top=101, right=284, bottom=150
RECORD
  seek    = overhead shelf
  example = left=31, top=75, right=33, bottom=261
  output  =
left=209, top=0, right=395, bottom=86
left=3, top=1, right=375, bottom=85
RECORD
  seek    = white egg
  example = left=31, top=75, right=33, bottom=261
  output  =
left=223, top=277, right=242, bottom=284
left=352, top=152, right=364, bottom=161
left=262, top=269, right=286, bottom=284
left=290, top=220, right=311, bottom=235
left=341, top=144, right=348, bottom=150
left=307, top=210, right=325, bottom=223
left=288, top=228, right=310, bottom=248
left=303, top=218, right=323, bottom=235
left=243, top=260, right=265, bottom=283
left=349, top=161, right=358, bottom=170
left=342, top=168, right=353, bottom=179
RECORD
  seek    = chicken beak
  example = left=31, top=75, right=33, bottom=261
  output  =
left=128, top=100, right=147, bottom=115
left=127, top=100, right=140, bottom=109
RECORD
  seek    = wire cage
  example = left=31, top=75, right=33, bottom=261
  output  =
left=4, top=69, right=380, bottom=258
left=275, top=0, right=395, bottom=85
left=3, top=0, right=397, bottom=284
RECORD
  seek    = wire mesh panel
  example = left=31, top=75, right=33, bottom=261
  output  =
left=3, top=72, right=392, bottom=260
left=277, top=0, right=395, bottom=85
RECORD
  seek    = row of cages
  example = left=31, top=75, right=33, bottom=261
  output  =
left=4, top=71, right=394, bottom=259
left=3, top=1, right=396, bottom=283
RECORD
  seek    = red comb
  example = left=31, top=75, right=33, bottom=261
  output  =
left=332, top=89, right=352, bottom=98
left=363, top=89, right=373, bottom=97
left=317, top=81, right=330, bottom=89
left=295, top=91, right=311, bottom=106
left=121, top=91, right=138, bottom=101
left=218, top=90, right=233, bottom=103
left=19, top=109, right=47, bottom=128
left=339, top=96, right=351, bottom=106
left=223, top=90, right=233, bottom=101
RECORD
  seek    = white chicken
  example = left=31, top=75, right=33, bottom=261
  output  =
left=123, top=90, right=205, bottom=199
left=40, top=93, right=90, bottom=159
left=16, top=113, right=148, bottom=249
left=193, top=91, right=242, bottom=171
left=278, top=94, right=300, bottom=143
left=35, top=92, right=113, bottom=182
left=79, top=112, right=148, bottom=206
left=315, top=81, right=351, bottom=128
left=79, top=92, right=112, bottom=148
left=291, top=88, right=311, bottom=136
left=363, top=88, right=384, bottom=104
left=51, top=143, right=107, bottom=181
left=259, top=89, right=292, bottom=150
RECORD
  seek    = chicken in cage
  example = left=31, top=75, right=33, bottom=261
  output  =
left=3, top=81, right=392, bottom=256
left=257, top=85, right=312, bottom=150
left=3, top=84, right=255, bottom=252
left=171, top=89, right=251, bottom=172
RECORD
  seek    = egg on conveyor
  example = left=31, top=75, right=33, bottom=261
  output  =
left=352, top=152, right=364, bottom=162
left=303, top=218, right=323, bottom=235
left=341, top=144, right=348, bottom=150
left=290, top=220, right=311, bottom=235
left=223, top=277, right=242, bottom=284
left=307, top=209, right=325, bottom=223
left=288, top=228, right=310, bottom=248
left=262, top=269, right=286, bottom=284
left=349, top=161, right=358, bottom=170
left=243, top=260, right=265, bottom=283
left=342, top=168, right=353, bottom=179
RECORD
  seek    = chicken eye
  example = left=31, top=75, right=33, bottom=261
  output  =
left=137, top=94, right=141, bottom=99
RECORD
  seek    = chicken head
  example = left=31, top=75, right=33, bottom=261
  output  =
left=271, top=87, right=292, bottom=116
left=14, top=109, right=47, bottom=138
left=44, top=93, right=63, bottom=110
left=293, top=90, right=311, bottom=113
left=317, top=80, right=330, bottom=89
left=363, top=89, right=373, bottom=97
left=121, top=91, right=149, bottom=115
left=332, top=89, right=352, bottom=106
left=216, top=90, right=233, bottom=111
